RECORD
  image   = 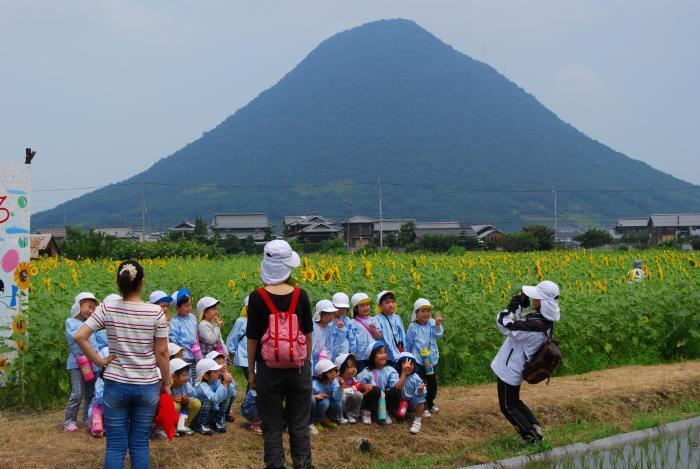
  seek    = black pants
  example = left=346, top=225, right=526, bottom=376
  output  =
left=416, top=364, right=438, bottom=409
left=256, top=360, right=312, bottom=469
left=239, top=366, right=249, bottom=392
left=361, top=385, right=401, bottom=418
left=496, top=378, right=541, bottom=443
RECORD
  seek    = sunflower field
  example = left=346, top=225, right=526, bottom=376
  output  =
left=1, top=249, right=699, bottom=408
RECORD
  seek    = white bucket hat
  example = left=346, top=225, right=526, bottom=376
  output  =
left=334, top=353, right=355, bottom=368
left=351, top=292, right=371, bottom=308
left=149, top=290, right=173, bottom=304
left=260, top=240, right=301, bottom=285
left=197, top=296, right=220, bottom=315
left=522, top=280, right=560, bottom=322
left=168, top=342, right=184, bottom=357
left=205, top=350, right=226, bottom=361
left=332, top=292, right=350, bottom=309
left=411, top=298, right=433, bottom=322
left=169, top=358, right=190, bottom=374
left=314, top=358, right=338, bottom=377
left=195, top=358, right=222, bottom=384
left=71, top=292, right=99, bottom=317
left=313, top=299, right=338, bottom=322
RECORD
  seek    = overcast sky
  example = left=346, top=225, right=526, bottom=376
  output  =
left=1, top=0, right=698, bottom=213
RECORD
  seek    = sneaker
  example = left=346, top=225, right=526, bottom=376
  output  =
left=429, top=405, right=440, bottom=414
left=410, top=419, right=422, bottom=434
left=308, top=424, right=319, bottom=435
left=422, top=410, right=432, bottom=418
left=347, top=416, right=357, bottom=425
left=214, top=422, right=227, bottom=433
left=338, top=416, right=349, bottom=425
left=322, top=418, right=338, bottom=428
left=181, top=426, right=195, bottom=436
left=532, top=424, right=544, bottom=440
left=383, top=416, right=392, bottom=426
left=361, top=410, right=372, bottom=425
left=251, top=422, right=263, bottom=436
left=314, top=422, right=325, bottom=431
left=195, top=425, right=214, bottom=436
left=64, top=422, right=79, bottom=433
left=152, top=428, right=167, bottom=440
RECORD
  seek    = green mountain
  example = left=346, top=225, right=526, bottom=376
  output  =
left=32, top=19, right=698, bottom=232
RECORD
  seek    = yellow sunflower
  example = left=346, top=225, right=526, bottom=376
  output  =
left=0, top=355, right=9, bottom=372
left=12, top=317, right=28, bottom=335
left=14, top=262, right=31, bottom=290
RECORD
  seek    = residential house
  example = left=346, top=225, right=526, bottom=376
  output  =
left=415, top=221, right=473, bottom=239
left=471, top=224, right=502, bottom=244
left=30, top=233, right=60, bottom=259
left=648, top=213, right=700, bottom=244
left=374, top=219, right=415, bottom=239
left=33, top=227, right=67, bottom=242
left=283, top=213, right=341, bottom=243
left=610, top=217, right=650, bottom=241
left=210, top=213, right=270, bottom=241
left=342, top=216, right=377, bottom=250
left=168, top=220, right=196, bottom=237
left=94, top=226, right=138, bottom=240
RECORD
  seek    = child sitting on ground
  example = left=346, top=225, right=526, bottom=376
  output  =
left=405, top=298, right=444, bottom=416
left=64, top=292, right=100, bottom=433
left=169, top=342, right=185, bottom=360
left=311, top=359, right=344, bottom=431
left=198, top=297, right=228, bottom=357
left=169, top=289, right=198, bottom=382
left=241, top=389, right=262, bottom=436
left=335, top=353, right=368, bottom=424
left=149, top=290, right=173, bottom=318
left=395, top=352, right=427, bottom=434
left=169, top=358, right=201, bottom=436
left=206, top=350, right=237, bottom=423
left=192, top=358, right=233, bottom=435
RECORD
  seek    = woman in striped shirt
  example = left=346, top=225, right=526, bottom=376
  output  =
left=74, top=260, right=170, bottom=469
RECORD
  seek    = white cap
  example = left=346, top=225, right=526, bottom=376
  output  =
left=332, top=292, right=350, bottom=309
left=169, top=358, right=190, bottom=374
left=206, top=350, right=225, bottom=361
left=334, top=353, right=354, bottom=368
left=197, top=296, right=220, bottom=315
left=103, top=293, right=121, bottom=303
left=376, top=290, right=395, bottom=305
left=314, top=358, right=338, bottom=377
left=168, top=342, right=184, bottom=357
left=351, top=292, right=371, bottom=308
left=149, top=290, right=173, bottom=304
left=313, top=299, right=338, bottom=322
left=71, top=292, right=99, bottom=317
left=411, top=298, right=433, bottom=321
left=522, top=280, right=561, bottom=322
left=260, top=240, right=301, bottom=285
left=195, top=358, right=222, bottom=383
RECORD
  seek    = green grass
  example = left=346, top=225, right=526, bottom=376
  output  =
left=370, top=399, right=700, bottom=468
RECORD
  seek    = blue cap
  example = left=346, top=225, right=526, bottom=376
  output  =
left=174, top=288, right=191, bottom=307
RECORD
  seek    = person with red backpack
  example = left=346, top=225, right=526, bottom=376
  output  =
left=246, top=240, right=314, bottom=469
left=490, top=280, right=561, bottom=444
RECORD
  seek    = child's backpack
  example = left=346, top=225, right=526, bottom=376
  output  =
left=258, top=287, right=307, bottom=369
left=522, top=325, right=562, bottom=385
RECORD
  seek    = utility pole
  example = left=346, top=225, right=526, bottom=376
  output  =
left=553, top=189, right=557, bottom=246
left=378, top=181, right=384, bottom=249
left=140, top=182, right=146, bottom=242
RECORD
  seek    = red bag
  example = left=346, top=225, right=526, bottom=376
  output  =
left=154, top=392, right=179, bottom=440
left=259, top=287, right=307, bottom=369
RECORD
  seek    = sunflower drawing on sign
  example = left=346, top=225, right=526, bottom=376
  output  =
left=14, top=262, right=30, bottom=291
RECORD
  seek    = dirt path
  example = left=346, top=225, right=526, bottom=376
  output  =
left=2, top=361, right=699, bottom=468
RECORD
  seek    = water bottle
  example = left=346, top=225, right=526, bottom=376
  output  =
left=190, top=342, right=204, bottom=361
left=76, top=354, right=95, bottom=382
left=377, top=391, right=387, bottom=420
left=420, top=348, right=434, bottom=376
left=91, top=403, right=104, bottom=437
left=396, top=399, right=409, bottom=420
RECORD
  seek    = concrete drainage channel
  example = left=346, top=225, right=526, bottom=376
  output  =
left=465, top=417, right=700, bottom=468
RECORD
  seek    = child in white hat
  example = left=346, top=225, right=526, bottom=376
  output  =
left=312, top=300, right=339, bottom=368
left=192, top=358, right=233, bottom=435
left=225, top=296, right=250, bottom=387
left=197, top=296, right=228, bottom=358
left=206, top=350, right=238, bottom=425
left=63, top=292, right=100, bottom=432
left=331, top=292, right=357, bottom=359
left=149, top=290, right=173, bottom=317
left=405, top=298, right=444, bottom=416
left=335, top=353, right=367, bottom=424
left=311, top=359, right=343, bottom=431
left=349, top=293, right=382, bottom=371
left=169, top=358, right=201, bottom=436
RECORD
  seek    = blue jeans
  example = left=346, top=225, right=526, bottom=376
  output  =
left=311, top=396, right=341, bottom=424
left=103, top=380, right=160, bottom=469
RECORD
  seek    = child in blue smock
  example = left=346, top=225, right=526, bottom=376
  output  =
left=225, top=296, right=249, bottom=386
left=169, top=289, right=198, bottom=382
left=170, top=358, right=201, bottom=436
left=356, top=341, right=403, bottom=426
left=396, top=352, right=427, bottom=434
left=241, top=389, right=262, bottom=436
left=331, top=292, right=357, bottom=359
left=63, top=292, right=100, bottom=433
left=192, top=358, right=233, bottom=435
left=312, top=300, right=339, bottom=370
left=311, top=358, right=344, bottom=430
left=207, top=351, right=237, bottom=426
left=349, top=293, right=382, bottom=371
left=374, top=291, right=406, bottom=368
left=405, top=298, right=444, bottom=416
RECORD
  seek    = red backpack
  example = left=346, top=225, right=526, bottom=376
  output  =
left=259, top=287, right=308, bottom=369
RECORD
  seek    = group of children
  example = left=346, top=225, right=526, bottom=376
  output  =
left=64, top=287, right=443, bottom=438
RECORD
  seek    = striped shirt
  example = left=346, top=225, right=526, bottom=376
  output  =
left=85, top=299, right=169, bottom=385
